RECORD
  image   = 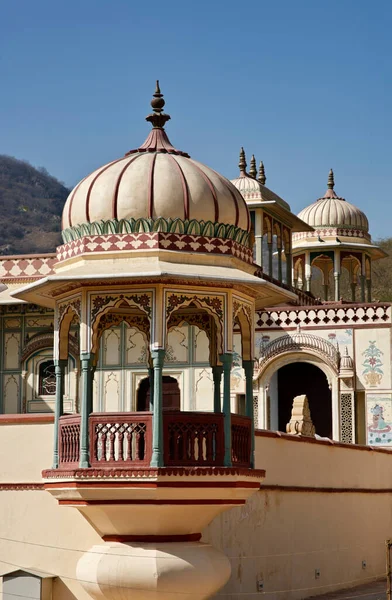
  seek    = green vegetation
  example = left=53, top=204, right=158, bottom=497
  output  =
left=0, top=155, right=68, bottom=254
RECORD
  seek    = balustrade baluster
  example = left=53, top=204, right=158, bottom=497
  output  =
left=190, top=430, right=196, bottom=461
left=100, top=431, right=107, bottom=461
left=206, top=430, right=213, bottom=462
left=118, top=430, right=124, bottom=461
left=109, top=430, right=115, bottom=461
left=135, top=428, right=140, bottom=460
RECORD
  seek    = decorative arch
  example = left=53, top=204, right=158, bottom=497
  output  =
left=165, top=293, right=224, bottom=356
left=58, top=303, right=81, bottom=361
left=22, top=331, right=78, bottom=364
left=263, top=215, right=272, bottom=243
left=233, top=299, right=254, bottom=361
left=91, top=311, right=150, bottom=363
left=273, top=221, right=282, bottom=248
left=256, top=349, right=340, bottom=440
left=257, top=332, right=340, bottom=379
left=90, top=293, right=152, bottom=358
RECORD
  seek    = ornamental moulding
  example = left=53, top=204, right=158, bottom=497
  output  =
left=61, top=217, right=250, bottom=245
left=258, top=331, right=340, bottom=373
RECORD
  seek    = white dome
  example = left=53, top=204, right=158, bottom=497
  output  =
left=297, top=170, right=369, bottom=233
left=62, top=85, right=249, bottom=234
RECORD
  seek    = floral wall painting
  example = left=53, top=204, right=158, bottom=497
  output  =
left=366, top=395, right=392, bottom=446
left=362, top=340, right=384, bottom=387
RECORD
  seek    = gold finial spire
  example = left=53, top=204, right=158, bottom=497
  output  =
left=328, top=168, right=335, bottom=190
left=258, top=161, right=266, bottom=185
left=239, top=147, right=247, bottom=176
left=249, top=154, right=257, bottom=179
left=146, top=80, right=171, bottom=129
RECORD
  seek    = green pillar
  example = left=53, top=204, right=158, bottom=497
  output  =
left=323, top=284, right=329, bottom=301
left=150, top=348, right=165, bottom=467
left=220, top=353, right=233, bottom=467
left=305, top=276, right=311, bottom=293
left=79, top=353, right=93, bottom=468
left=242, top=360, right=255, bottom=468
left=52, top=358, right=67, bottom=469
left=351, top=283, right=356, bottom=302
left=148, top=366, right=154, bottom=411
left=360, top=275, right=366, bottom=302
left=212, top=365, right=223, bottom=413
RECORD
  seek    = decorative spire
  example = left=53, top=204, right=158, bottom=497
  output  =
left=249, top=155, right=257, bottom=178
left=145, top=80, right=171, bottom=129
left=239, top=147, right=247, bottom=176
left=328, top=168, right=334, bottom=190
left=130, top=82, right=190, bottom=157
left=258, top=161, right=266, bottom=185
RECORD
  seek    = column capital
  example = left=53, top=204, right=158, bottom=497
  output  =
left=219, top=353, right=233, bottom=366
left=54, top=358, right=68, bottom=368
left=151, top=348, right=166, bottom=368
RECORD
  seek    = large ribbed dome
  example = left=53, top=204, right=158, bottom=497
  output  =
left=297, top=169, right=369, bottom=232
left=62, top=83, right=249, bottom=233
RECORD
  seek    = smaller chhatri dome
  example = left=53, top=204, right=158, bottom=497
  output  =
left=62, top=83, right=250, bottom=235
left=298, top=169, right=369, bottom=233
left=231, top=149, right=290, bottom=210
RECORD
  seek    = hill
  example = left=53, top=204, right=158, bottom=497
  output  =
left=0, top=155, right=69, bottom=254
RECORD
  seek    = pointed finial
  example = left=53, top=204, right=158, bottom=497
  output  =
left=249, top=155, right=257, bottom=178
left=258, top=160, right=266, bottom=185
left=146, top=81, right=171, bottom=129
left=239, top=147, right=247, bottom=176
left=328, top=168, right=334, bottom=189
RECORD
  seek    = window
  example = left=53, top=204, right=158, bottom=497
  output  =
left=38, top=360, right=56, bottom=395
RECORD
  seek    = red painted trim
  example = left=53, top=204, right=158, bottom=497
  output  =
left=224, top=180, right=240, bottom=228
left=260, top=484, right=392, bottom=494
left=102, top=533, right=202, bottom=543
left=112, top=155, right=143, bottom=219
left=148, top=154, right=158, bottom=218
left=0, top=483, right=44, bottom=490
left=44, top=479, right=262, bottom=490
left=189, top=162, right=219, bottom=222
left=254, top=323, right=391, bottom=332
left=255, top=429, right=392, bottom=455
left=66, top=176, right=87, bottom=229
left=85, top=158, right=124, bottom=223
left=168, top=155, right=189, bottom=220
left=43, top=466, right=264, bottom=479
left=0, top=414, right=54, bottom=425
left=58, top=499, right=245, bottom=506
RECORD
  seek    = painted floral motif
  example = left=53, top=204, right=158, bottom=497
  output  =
left=58, top=297, right=81, bottom=326
left=231, top=349, right=243, bottom=390
left=362, top=340, right=383, bottom=387
left=91, top=293, right=151, bottom=321
left=166, top=293, right=223, bottom=319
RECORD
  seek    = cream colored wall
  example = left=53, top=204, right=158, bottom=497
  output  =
left=1, top=423, right=392, bottom=600
left=204, top=432, right=392, bottom=599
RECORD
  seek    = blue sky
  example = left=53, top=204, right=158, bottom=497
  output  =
left=0, top=0, right=391, bottom=238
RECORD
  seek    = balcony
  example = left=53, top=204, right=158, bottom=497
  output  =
left=58, top=411, right=252, bottom=469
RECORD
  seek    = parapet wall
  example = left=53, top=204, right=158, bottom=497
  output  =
left=204, top=430, right=392, bottom=599
left=0, top=421, right=391, bottom=600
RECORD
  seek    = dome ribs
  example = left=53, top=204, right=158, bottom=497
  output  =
left=112, top=154, right=144, bottom=220
left=65, top=175, right=88, bottom=229
left=223, top=179, right=240, bottom=228
left=188, top=162, right=219, bottom=223
left=148, top=153, right=158, bottom=218
left=85, top=158, right=124, bottom=223
left=168, top=155, right=190, bottom=220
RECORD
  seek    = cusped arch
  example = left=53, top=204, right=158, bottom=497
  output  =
left=257, top=331, right=340, bottom=384
left=165, top=296, right=224, bottom=356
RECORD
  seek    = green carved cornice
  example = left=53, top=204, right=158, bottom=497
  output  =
left=61, top=217, right=250, bottom=246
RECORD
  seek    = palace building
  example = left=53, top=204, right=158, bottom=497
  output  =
left=0, top=83, right=391, bottom=600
